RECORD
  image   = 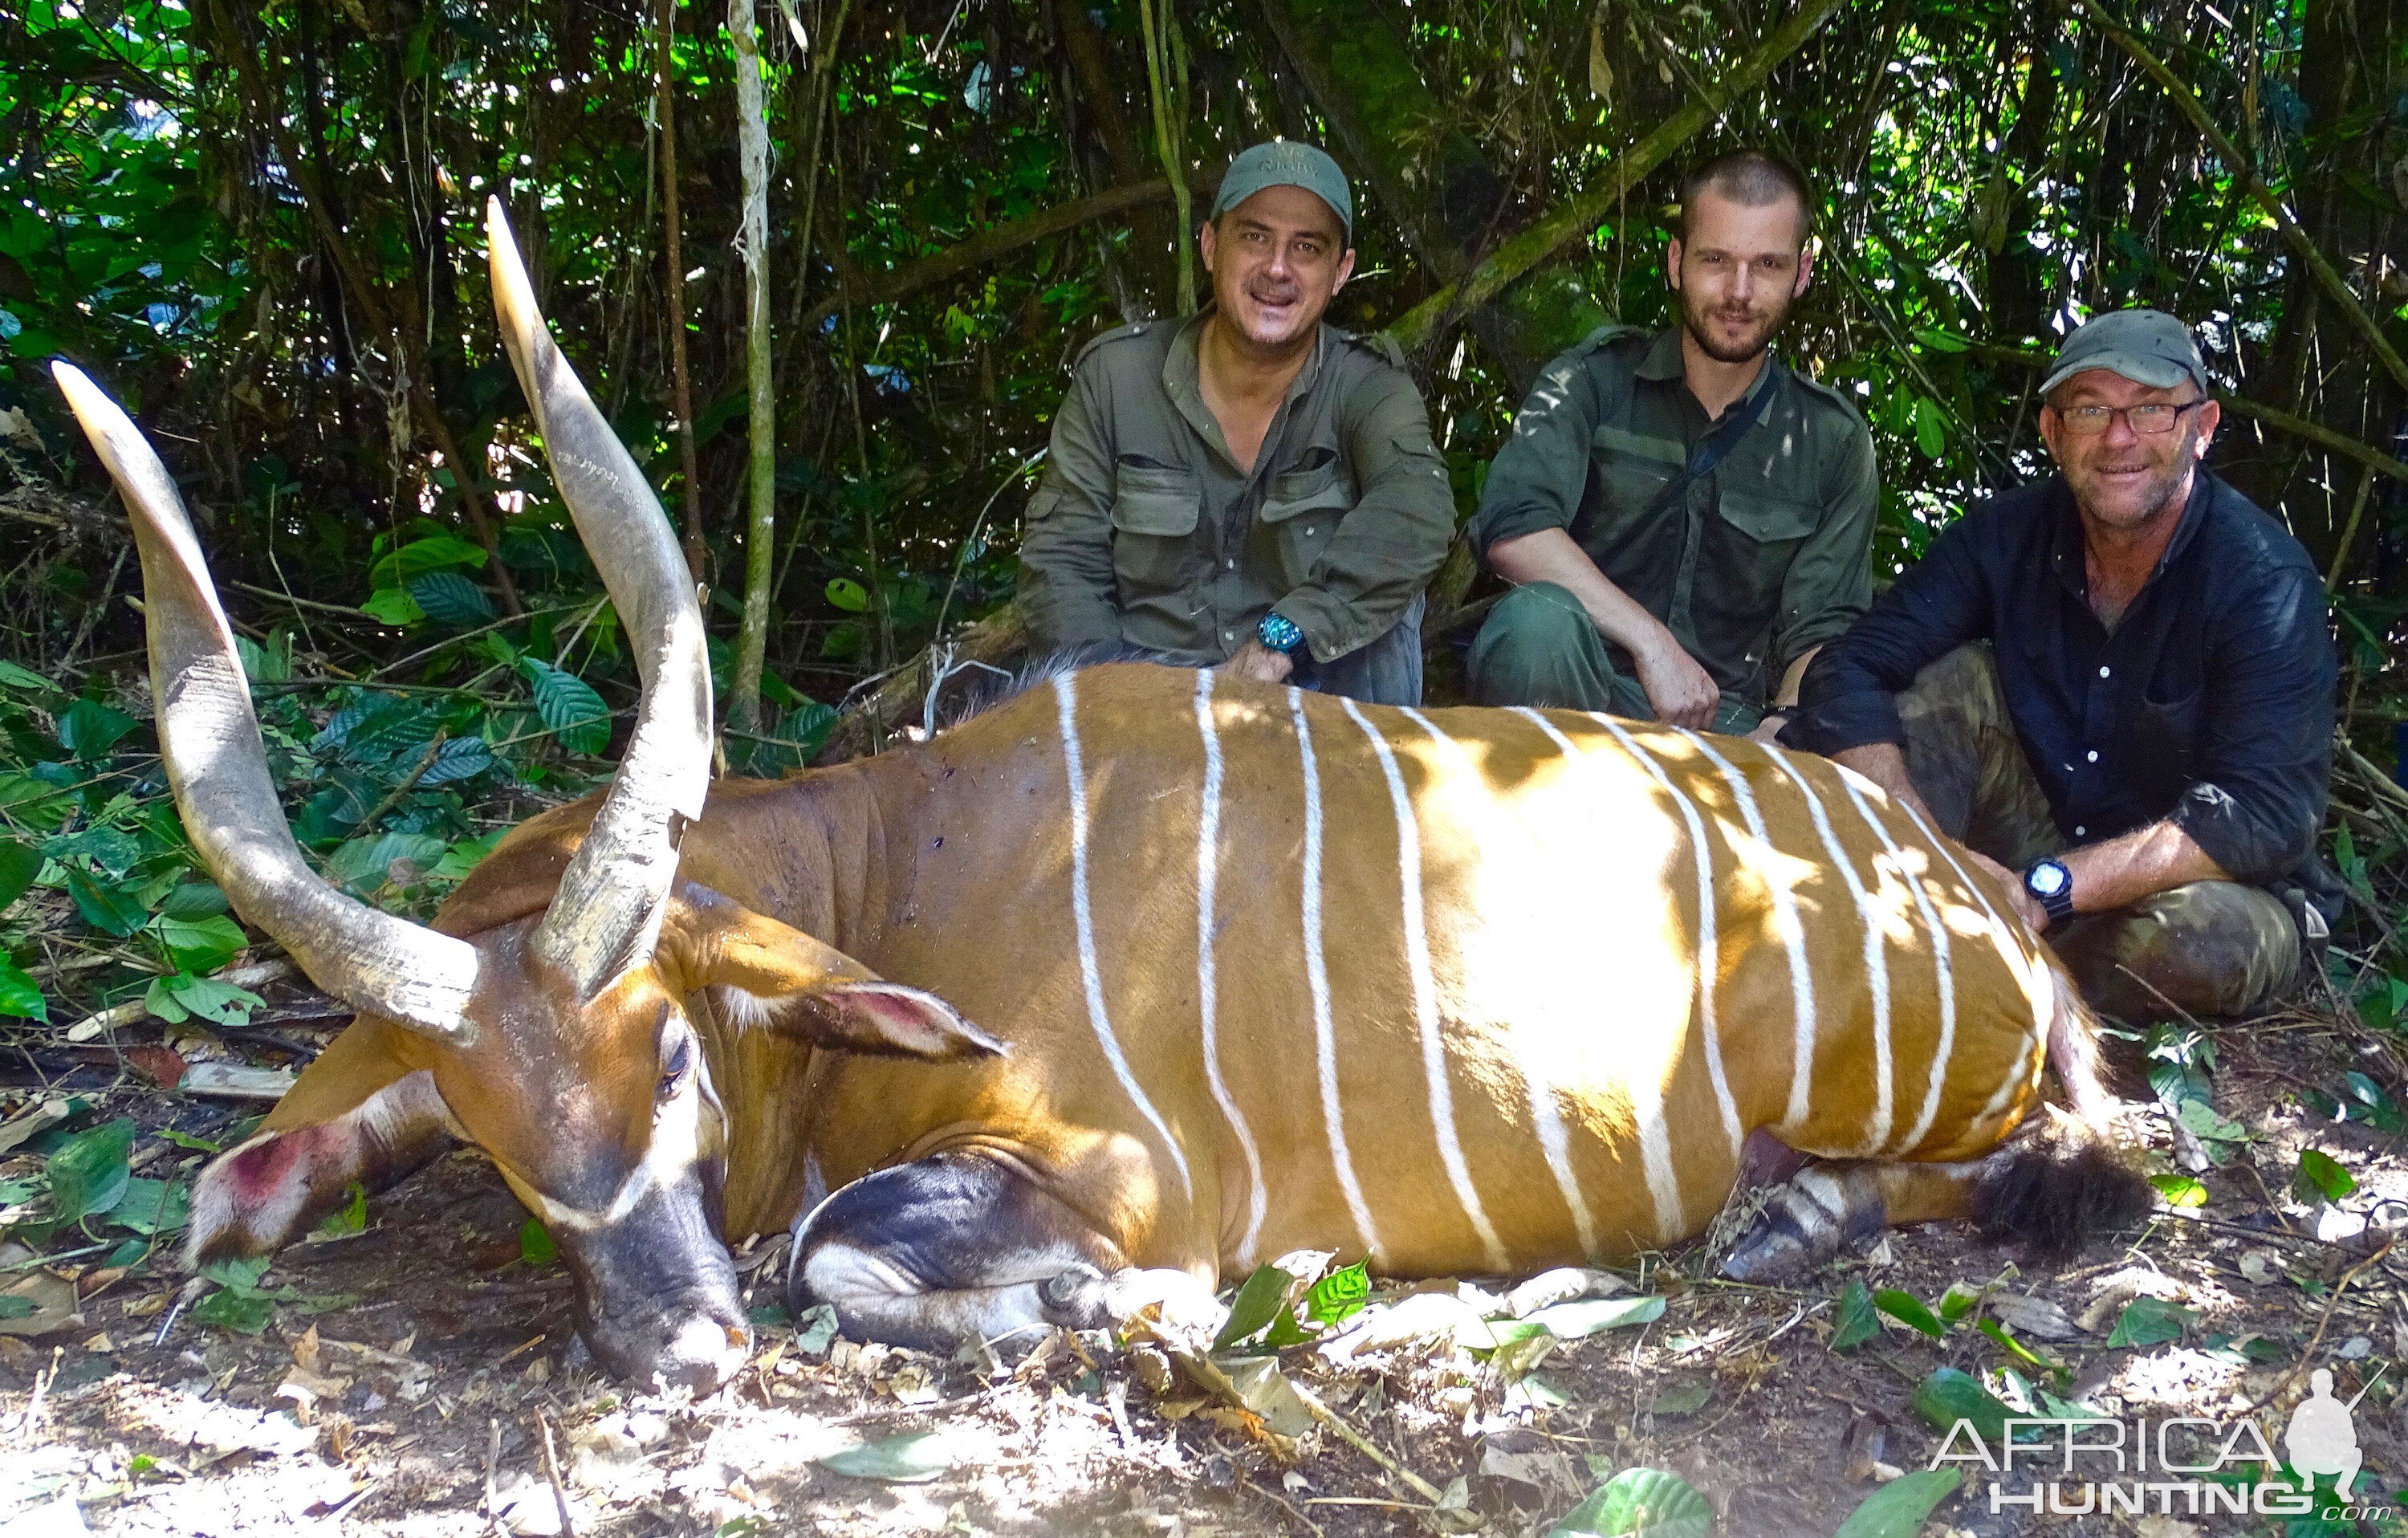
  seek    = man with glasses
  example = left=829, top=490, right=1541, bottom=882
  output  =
left=1784, top=309, right=2337, bottom=1020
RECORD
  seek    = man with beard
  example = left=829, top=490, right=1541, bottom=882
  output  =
left=1016, top=140, right=1453, bottom=703
left=1783, top=311, right=2337, bottom=1020
left=1465, top=150, right=1874, bottom=739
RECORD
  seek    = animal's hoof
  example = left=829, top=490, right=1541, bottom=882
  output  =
left=1720, top=1213, right=1812, bottom=1283
left=1038, top=1263, right=1112, bottom=1327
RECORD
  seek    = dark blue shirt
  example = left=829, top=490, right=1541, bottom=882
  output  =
left=1785, top=470, right=2333, bottom=889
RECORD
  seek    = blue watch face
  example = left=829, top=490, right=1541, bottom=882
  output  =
left=1258, top=614, right=1303, bottom=653
left=2027, top=861, right=2070, bottom=899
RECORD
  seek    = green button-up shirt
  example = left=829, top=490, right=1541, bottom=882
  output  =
left=1016, top=311, right=1454, bottom=665
left=1469, top=326, right=1878, bottom=708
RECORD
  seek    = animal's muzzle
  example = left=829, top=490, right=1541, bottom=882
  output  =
left=559, top=1171, right=750, bottom=1393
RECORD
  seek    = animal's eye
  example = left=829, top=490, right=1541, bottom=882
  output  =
left=657, top=1032, right=694, bottom=1101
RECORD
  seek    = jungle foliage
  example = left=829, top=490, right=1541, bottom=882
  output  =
left=0, top=0, right=2405, bottom=1068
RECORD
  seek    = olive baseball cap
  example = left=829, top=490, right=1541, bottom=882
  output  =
left=1209, top=140, right=1352, bottom=242
left=2040, top=308, right=2209, bottom=397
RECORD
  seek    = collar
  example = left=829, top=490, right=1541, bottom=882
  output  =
left=1165, top=309, right=1331, bottom=474
left=1637, top=326, right=1787, bottom=413
left=2044, top=468, right=2215, bottom=600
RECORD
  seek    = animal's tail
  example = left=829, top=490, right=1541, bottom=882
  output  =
left=1978, top=966, right=2149, bottom=1259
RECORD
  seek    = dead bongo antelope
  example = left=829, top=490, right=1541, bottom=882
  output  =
left=53, top=201, right=2140, bottom=1391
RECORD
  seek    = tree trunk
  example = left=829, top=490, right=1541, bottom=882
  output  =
left=728, top=0, right=776, bottom=734
left=658, top=0, right=708, bottom=584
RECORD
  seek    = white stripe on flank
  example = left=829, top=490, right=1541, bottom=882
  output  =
left=1512, top=713, right=1677, bottom=1240
left=1194, top=672, right=1268, bottom=1267
left=1585, top=716, right=1743, bottom=1162
left=1830, top=778, right=1957, bottom=1156
left=1676, top=730, right=1819, bottom=1133
left=1369, top=703, right=1508, bottom=1272
left=1759, top=745, right=1895, bottom=1156
left=1291, top=689, right=1380, bottom=1258
left=1053, top=675, right=1192, bottom=1202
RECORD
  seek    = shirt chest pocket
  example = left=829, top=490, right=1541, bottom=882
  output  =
left=1699, top=486, right=1820, bottom=622
left=1585, top=424, right=1686, bottom=539
left=1108, top=463, right=1204, bottom=598
left=1257, top=457, right=1356, bottom=589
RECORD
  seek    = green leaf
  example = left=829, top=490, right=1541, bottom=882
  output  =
left=107, top=1175, right=189, bottom=1235
left=233, top=633, right=291, bottom=685
left=1830, top=1278, right=1878, bottom=1353
left=56, top=698, right=136, bottom=759
left=0, top=660, right=59, bottom=701
left=1213, top=1263, right=1294, bottom=1351
left=0, top=1296, right=35, bottom=1320
left=159, top=883, right=230, bottom=918
left=47, top=1116, right=135, bottom=1223
left=824, top=577, right=871, bottom=612
left=66, top=865, right=150, bottom=936
left=316, top=1182, right=367, bottom=1237
left=1874, top=1288, right=1946, bottom=1338
left=2175, top=1098, right=2247, bottom=1145
left=415, top=735, right=495, bottom=786
left=193, top=1284, right=275, bottom=1334
left=793, top=1303, right=839, bottom=1355
left=816, top=1431, right=962, bottom=1483
left=1937, top=1282, right=1981, bottom=1324
left=1550, top=1467, right=1713, bottom=1538
left=151, top=913, right=247, bottom=974
left=0, top=840, right=39, bottom=910
left=1508, top=1295, right=1666, bottom=1341
left=429, top=830, right=504, bottom=882
left=327, top=831, right=449, bottom=893
left=1912, top=1366, right=2012, bottom=1443
left=1910, top=327, right=1972, bottom=354
left=521, top=659, right=611, bottom=755
left=368, top=534, right=486, bottom=589
left=145, top=973, right=262, bottom=1029
left=2150, top=1173, right=2209, bottom=1208
left=0, top=961, right=46, bottom=1023
left=2295, top=1148, right=2357, bottom=1203
left=360, top=588, right=425, bottom=626
left=519, top=1218, right=557, bottom=1267
left=2104, top=1296, right=2194, bottom=1349
left=1833, top=1469, right=1962, bottom=1538
left=200, top=1255, right=270, bottom=1292
left=1975, top=1318, right=2059, bottom=1376
left=408, top=570, right=496, bottom=629
left=1910, top=394, right=1946, bottom=459
left=1303, top=1259, right=1369, bottom=1327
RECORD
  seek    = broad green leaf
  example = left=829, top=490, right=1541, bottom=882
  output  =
left=1975, top=1318, right=2058, bottom=1376
left=2104, top=1296, right=2194, bottom=1348
left=816, top=1431, right=962, bottom=1483
left=1912, top=1366, right=2012, bottom=1443
left=0, top=1297, right=35, bottom=1320
left=824, top=576, right=871, bottom=612
left=44, top=825, right=142, bottom=877
left=1830, top=1278, right=1878, bottom=1353
left=2150, top=1173, right=2208, bottom=1207
left=1833, top=1469, right=1962, bottom=1538
left=1938, top=1282, right=1981, bottom=1324
left=0, top=840, right=39, bottom=910
left=360, top=588, right=425, bottom=626
left=1516, top=1294, right=1665, bottom=1340
left=1213, top=1263, right=1293, bottom=1351
left=151, top=913, right=247, bottom=973
left=200, top=1255, right=270, bottom=1292
left=1303, top=1259, right=1369, bottom=1326
left=158, top=882, right=230, bottom=918
left=2175, top=1098, right=2247, bottom=1145
left=793, top=1303, right=840, bottom=1354
left=519, top=1218, right=557, bottom=1266
left=233, top=633, right=291, bottom=684
left=316, top=1182, right=367, bottom=1237
left=66, top=865, right=150, bottom=936
left=144, top=972, right=263, bottom=1028
left=409, top=570, right=497, bottom=629
left=415, top=735, right=495, bottom=786
left=1910, top=394, right=1946, bottom=459
left=0, top=660, right=59, bottom=700
left=522, top=659, right=611, bottom=755
left=429, top=830, right=504, bottom=881
left=368, top=534, right=486, bottom=588
left=107, top=1175, right=189, bottom=1235
left=327, top=831, right=449, bottom=893
left=1874, top=1288, right=1946, bottom=1338
left=0, top=961, right=46, bottom=1023
left=193, top=1284, right=275, bottom=1334
left=2295, top=1149, right=2357, bottom=1202
left=1910, top=326, right=1972, bottom=354
left=48, top=1116, right=135, bottom=1223
left=56, top=698, right=136, bottom=759
left=1550, top=1467, right=1713, bottom=1538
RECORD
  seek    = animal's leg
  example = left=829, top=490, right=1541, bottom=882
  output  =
left=1720, top=1159, right=1960, bottom=1281
left=791, top=1150, right=1218, bottom=1352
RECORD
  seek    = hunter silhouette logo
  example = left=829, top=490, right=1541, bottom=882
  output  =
left=2285, top=1368, right=2366, bottom=1500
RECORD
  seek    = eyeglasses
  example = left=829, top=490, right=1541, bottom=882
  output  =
left=2052, top=398, right=2208, bottom=436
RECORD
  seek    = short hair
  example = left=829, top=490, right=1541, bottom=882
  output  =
left=1676, top=150, right=1812, bottom=243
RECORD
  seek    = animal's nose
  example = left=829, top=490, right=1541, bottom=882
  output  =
left=652, top=1314, right=751, bottom=1394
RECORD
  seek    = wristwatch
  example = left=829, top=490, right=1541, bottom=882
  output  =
left=1255, top=612, right=1312, bottom=666
left=2023, top=859, right=2075, bottom=930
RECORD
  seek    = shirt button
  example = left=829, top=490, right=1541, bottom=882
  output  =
left=1225, top=558, right=1236, bottom=570
left=1222, top=629, right=1235, bottom=642
left=2075, top=825, right=2086, bottom=836
left=2098, top=665, right=2110, bottom=678
left=2086, top=750, right=2099, bottom=763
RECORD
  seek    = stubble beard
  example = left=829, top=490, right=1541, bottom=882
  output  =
left=1679, top=283, right=1794, bottom=365
left=2071, top=422, right=2200, bottom=532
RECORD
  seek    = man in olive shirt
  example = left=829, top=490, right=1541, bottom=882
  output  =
left=1016, top=141, right=1454, bottom=704
left=1466, top=151, right=1876, bottom=738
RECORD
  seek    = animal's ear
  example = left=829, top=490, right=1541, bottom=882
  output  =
left=666, top=886, right=1005, bottom=1062
left=187, top=1020, right=458, bottom=1267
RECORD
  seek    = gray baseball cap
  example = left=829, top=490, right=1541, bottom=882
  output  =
left=2040, top=309, right=2209, bottom=397
left=1210, top=140, right=1352, bottom=242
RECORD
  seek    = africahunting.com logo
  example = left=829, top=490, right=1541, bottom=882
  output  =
left=1929, top=1369, right=2395, bottom=1521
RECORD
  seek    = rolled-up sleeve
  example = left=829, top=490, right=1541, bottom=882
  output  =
left=1786, top=514, right=1995, bottom=755
left=1275, top=372, right=1456, bottom=661
left=1466, top=348, right=1605, bottom=561
left=2170, top=564, right=2335, bottom=883
left=1771, top=418, right=1877, bottom=672
left=1015, top=364, right=1124, bottom=651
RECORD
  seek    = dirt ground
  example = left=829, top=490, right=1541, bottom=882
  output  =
left=0, top=999, right=2402, bottom=1538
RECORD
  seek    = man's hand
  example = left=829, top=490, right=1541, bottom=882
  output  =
left=1218, top=638, right=1296, bottom=685
left=1745, top=714, right=1788, bottom=747
left=1963, top=848, right=2049, bottom=932
left=1633, top=634, right=1719, bottom=729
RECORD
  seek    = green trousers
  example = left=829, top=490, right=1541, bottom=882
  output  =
left=1897, top=644, right=2302, bottom=1022
left=1465, top=582, right=1763, bottom=735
